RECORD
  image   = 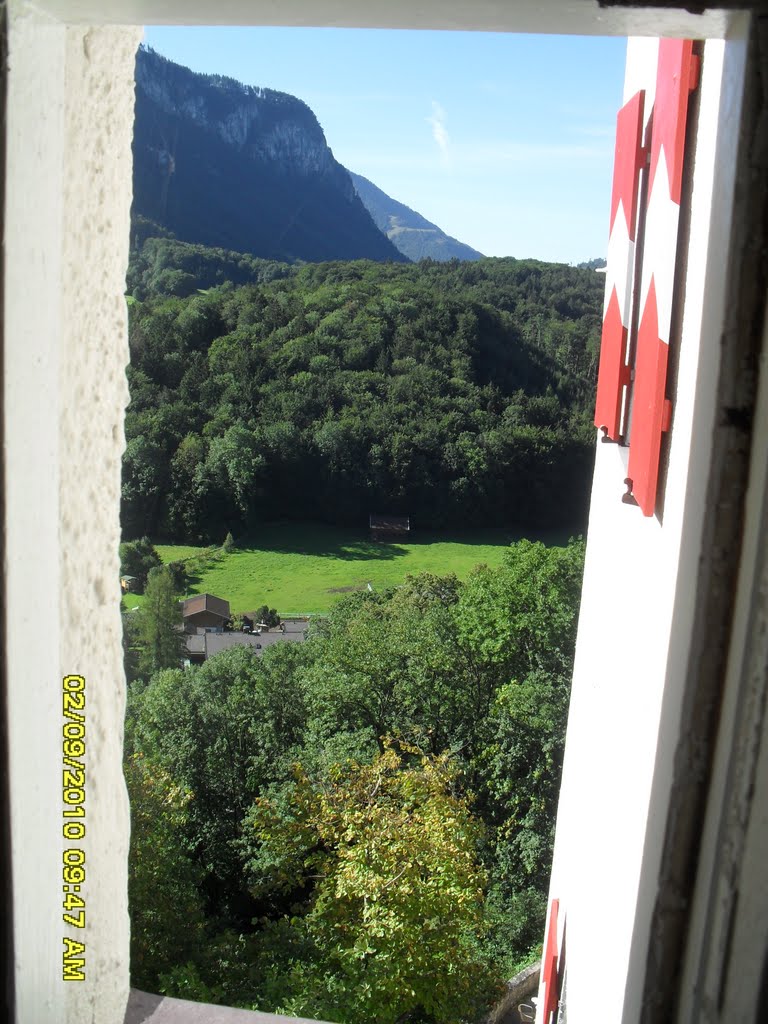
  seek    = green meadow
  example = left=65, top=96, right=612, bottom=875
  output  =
left=123, top=522, right=572, bottom=615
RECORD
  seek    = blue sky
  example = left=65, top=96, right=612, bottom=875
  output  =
left=143, top=27, right=627, bottom=264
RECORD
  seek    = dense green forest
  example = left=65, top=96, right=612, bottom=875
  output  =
left=122, top=241, right=602, bottom=542
left=125, top=540, right=584, bottom=1022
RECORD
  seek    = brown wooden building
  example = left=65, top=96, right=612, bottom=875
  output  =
left=180, top=593, right=231, bottom=631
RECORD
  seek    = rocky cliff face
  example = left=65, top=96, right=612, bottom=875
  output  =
left=132, top=47, right=406, bottom=264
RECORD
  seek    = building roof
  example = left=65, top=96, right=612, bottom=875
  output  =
left=184, top=634, right=206, bottom=655
left=180, top=593, right=231, bottom=620
left=126, top=986, right=333, bottom=1024
left=183, top=626, right=308, bottom=662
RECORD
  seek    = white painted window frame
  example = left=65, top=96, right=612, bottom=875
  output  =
left=2, top=3, right=756, bottom=1023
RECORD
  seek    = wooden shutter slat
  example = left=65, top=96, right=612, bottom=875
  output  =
left=541, top=898, right=561, bottom=1023
left=594, top=90, right=645, bottom=441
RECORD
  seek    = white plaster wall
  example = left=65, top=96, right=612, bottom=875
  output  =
left=6, top=5, right=141, bottom=1023
left=541, top=29, right=748, bottom=1024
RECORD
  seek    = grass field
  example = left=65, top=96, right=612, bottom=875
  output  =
left=123, top=522, right=572, bottom=615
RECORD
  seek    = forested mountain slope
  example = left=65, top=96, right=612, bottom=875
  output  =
left=123, top=256, right=602, bottom=541
left=132, top=47, right=405, bottom=264
left=350, top=171, right=485, bottom=262
left=126, top=231, right=296, bottom=300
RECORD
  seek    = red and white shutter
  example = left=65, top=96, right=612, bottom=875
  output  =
left=539, top=898, right=562, bottom=1024
left=594, top=90, right=645, bottom=442
left=593, top=37, right=699, bottom=515
left=625, top=39, right=699, bottom=515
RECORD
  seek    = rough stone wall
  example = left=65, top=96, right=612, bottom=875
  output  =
left=59, top=24, right=141, bottom=1024
left=6, top=5, right=140, bottom=1022
left=484, top=961, right=541, bottom=1024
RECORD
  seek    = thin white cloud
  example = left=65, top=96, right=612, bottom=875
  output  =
left=426, top=100, right=450, bottom=165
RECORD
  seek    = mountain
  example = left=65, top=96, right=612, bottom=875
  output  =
left=348, top=172, right=484, bottom=262
left=132, top=47, right=406, bottom=264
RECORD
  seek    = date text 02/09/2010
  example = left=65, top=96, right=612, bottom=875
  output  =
left=62, top=674, right=86, bottom=982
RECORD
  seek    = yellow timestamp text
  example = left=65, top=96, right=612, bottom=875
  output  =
left=62, top=674, right=86, bottom=981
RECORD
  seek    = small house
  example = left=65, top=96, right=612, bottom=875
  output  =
left=180, top=593, right=231, bottom=632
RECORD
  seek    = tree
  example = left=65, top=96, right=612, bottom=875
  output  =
left=122, top=610, right=143, bottom=684
left=471, top=669, right=572, bottom=967
left=247, top=745, right=501, bottom=1024
left=301, top=576, right=497, bottom=764
left=135, top=566, right=185, bottom=676
left=165, top=559, right=188, bottom=592
left=455, top=539, right=585, bottom=683
left=127, top=644, right=310, bottom=931
left=125, top=752, right=206, bottom=992
left=121, top=434, right=172, bottom=539
left=119, top=536, right=162, bottom=591
left=454, top=540, right=585, bottom=972
left=202, top=425, right=266, bottom=520
left=254, top=604, right=280, bottom=628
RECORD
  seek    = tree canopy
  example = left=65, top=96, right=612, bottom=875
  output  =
left=122, top=255, right=600, bottom=541
left=247, top=746, right=495, bottom=1024
left=124, top=539, right=584, bottom=1020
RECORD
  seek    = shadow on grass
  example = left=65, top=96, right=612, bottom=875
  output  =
left=233, top=525, right=409, bottom=561
left=399, top=525, right=578, bottom=548
left=228, top=522, right=577, bottom=558
left=164, top=524, right=579, bottom=575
